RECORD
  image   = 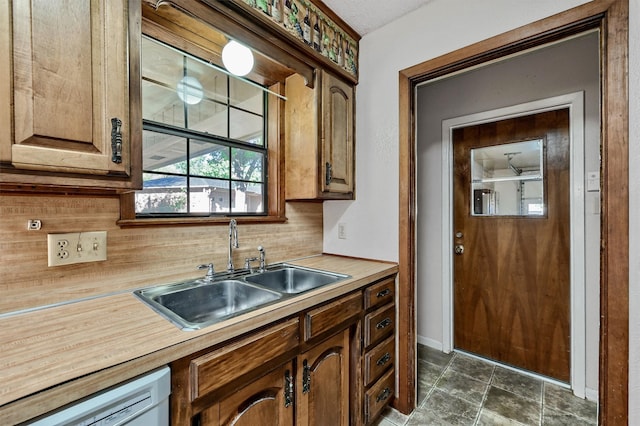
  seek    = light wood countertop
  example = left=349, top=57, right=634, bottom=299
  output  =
left=0, top=254, right=397, bottom=424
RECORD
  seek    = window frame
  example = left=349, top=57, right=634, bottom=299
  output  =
left=118, top=10, right=286, bottom=227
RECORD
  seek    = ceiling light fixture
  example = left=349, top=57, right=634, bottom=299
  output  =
left=221, top=40, right=254, bottom=77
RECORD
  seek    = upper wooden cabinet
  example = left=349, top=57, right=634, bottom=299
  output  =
left=0, top=0, right=141, bottom=190
left=285, top=70, right=355, bottom=200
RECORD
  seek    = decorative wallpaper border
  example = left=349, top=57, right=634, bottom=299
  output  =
left=239, top=0, right=359, bottom=77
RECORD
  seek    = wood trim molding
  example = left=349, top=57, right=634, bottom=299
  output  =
left=599, top=0, right=629, bottom=423
left=396, top=1, right=629, bottom=423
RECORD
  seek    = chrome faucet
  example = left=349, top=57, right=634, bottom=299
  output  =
left=258, top=245, right=266, bottom=272
left=197, top=263, right=215, bottom=282
left=227, top=219, right=239, bottom=272
left=244, top=246, right=266, bottom=273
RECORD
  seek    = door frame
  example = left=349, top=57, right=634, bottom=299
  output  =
left=396, top=1, right=628, bottom=423
left=440, top=92, right=587, bottom=395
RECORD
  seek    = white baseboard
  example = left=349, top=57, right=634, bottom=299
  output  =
left=584, top=387, right=598, bottom=402
left=417, top=335, right=443, bottom=351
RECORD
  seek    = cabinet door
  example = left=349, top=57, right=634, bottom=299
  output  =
left=320, top=71, right=354, bottom=195
left=1, top=0, right=139, bottom=187
left=202, top=361, right=295, bottom=426
left=297, top=329, right=350, bottom=426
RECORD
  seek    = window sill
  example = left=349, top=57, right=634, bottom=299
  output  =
left=117, top=215, right=287, bottom=228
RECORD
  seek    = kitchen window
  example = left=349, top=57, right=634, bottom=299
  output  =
left=137, top=36, right=267, bottom=217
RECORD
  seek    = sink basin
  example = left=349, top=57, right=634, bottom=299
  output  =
left=244, top=264, right=349, bottom=294
left=135, top=279, right=282, bottom=330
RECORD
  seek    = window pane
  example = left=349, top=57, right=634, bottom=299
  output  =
left=229, top=108, right=263, bottom=144
left=142, top=37, right=186, bottom=127
left=189, top=141, right=230, bottom=179
left=143, top=130, right=187, bottom=173
left=187, top=98, right=228, bottom=137
left=187, top=57, right=227, bottom=104
left=230, top=78, right=263, bottom=115
left=190, top=178, right=231, bottom=213
left=137, top=173, right=187, bottom=214
left=470, top=139, right=544, bottom=216
left=231, top=148, right=264, bottom=182
left=142, top=79, right=186, bottom=127
left=232, top=182, right=264, bottom=213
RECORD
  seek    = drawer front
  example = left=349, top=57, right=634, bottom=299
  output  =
left=364, top=368, right=395, bottom=425
left=364, top=276, right=395, bottom=310
left=364, top=335, right=395, bottom=387
left=190, top=318, right=299, bottom=400
left=304, top=291, right=362, bottom=341
left=364, top=303, right=395, bottom=348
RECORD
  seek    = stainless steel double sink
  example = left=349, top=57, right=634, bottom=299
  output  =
left=134, top=264, right=349, bottom=331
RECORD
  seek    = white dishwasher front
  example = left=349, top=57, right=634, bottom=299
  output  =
left=26, top=366, right=171, bottom=426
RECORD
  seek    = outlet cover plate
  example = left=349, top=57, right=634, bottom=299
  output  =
left=47, top=232, right=107, bottom=267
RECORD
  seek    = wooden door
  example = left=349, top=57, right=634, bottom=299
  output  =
left=203, top=361, right=295, bottom=426
left=297, top=329, right=350, bottom=426
left=453, top=109, right=571, bottom=382
left=2, top=0, right=132, bottom=179
left=321, top=70, right=354, bottom=195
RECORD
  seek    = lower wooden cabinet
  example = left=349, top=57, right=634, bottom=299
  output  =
left=200, top=361, right=295, bottom=425
left=360, top=275, right=396, bottom=425
left=297, top=329, right=350, bottom=426
left=170, top=274, right=397, bottom=426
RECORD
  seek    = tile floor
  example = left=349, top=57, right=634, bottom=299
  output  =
left=375, top=345, right=598, bottom=425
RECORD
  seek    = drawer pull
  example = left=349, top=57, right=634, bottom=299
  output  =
left=376, top=387, right=391, bottom=403
left=376, top=318, right=392, bottom=329
left=376, top=288, right=391, bottom=298
left=376, top=352, right=391, bottom=366
left=110, top=117, right=123, bottom=164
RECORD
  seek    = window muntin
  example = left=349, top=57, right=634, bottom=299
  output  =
left=138, top=36, right=267, bottom=216
left=470, top=139, right=545, bottom=216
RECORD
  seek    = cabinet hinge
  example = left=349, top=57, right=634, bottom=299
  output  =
left=302, top=359, right=311, bottom=394
left=325, top=162, right=332, bottom=186
left=111, top=117, right=123, bottom=164
left=284, top=369, right=293, bottom=408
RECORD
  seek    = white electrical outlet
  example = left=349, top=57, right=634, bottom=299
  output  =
left=47, top=231, right=107, bottom=267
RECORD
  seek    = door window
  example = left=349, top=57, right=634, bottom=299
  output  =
left=470, top=139, right=544, bottom=216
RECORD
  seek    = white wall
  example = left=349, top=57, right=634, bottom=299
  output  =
left=323, top=0, right=639, bottom=414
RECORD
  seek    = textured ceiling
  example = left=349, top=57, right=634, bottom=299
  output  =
left=322, top=0, right=433, bottom=36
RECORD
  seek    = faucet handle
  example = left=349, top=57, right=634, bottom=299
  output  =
left=197, top=263, right=215, bottom=280
left=244, top=257, right=258, bottom=270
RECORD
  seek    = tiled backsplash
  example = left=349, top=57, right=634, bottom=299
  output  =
left=0, top=194, right=323, bottom=314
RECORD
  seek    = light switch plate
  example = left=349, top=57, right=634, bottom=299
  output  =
left=47, top=231, right=107, bottom=267
left=587, top=171, right=600, bottom=192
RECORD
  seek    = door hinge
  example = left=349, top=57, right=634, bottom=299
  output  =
left=111, top=117, right=123, bottom=164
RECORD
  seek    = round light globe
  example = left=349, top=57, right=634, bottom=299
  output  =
left=222, top=40, right=254, bottom=77
left=176, top=76, right=203, bottom=105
